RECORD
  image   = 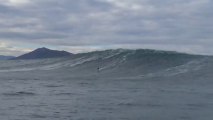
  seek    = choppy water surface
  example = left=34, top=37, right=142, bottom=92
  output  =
left=0, top=71, right=213, bottom=120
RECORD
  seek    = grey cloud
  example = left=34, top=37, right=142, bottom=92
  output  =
left=0, top=0, right=213, bottom=55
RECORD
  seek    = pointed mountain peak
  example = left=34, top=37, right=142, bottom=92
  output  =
left=13, top=47, right=73, bottom=60
left=35, top=47, right=51, bottom=51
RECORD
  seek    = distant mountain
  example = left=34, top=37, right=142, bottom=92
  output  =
left=0, top=55, right=15, bottom=60
left=13, top=47, right=72, bottom=60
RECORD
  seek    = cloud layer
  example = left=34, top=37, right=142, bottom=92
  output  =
left=0, top=0, right=212, bottom=55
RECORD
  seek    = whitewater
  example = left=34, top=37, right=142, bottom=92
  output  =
left=0, top=49, right=213, bottom=120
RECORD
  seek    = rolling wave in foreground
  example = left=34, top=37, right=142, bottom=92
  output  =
left=0, top=49, right=213, bottom=120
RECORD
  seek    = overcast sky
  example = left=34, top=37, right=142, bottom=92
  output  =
left=0, top=0, right=212, bottom=56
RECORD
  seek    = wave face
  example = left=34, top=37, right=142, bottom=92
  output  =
left=0, top=49, right=208, bottom=77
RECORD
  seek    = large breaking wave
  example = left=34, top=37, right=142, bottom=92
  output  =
left=0, top=49, right=210, bottom=78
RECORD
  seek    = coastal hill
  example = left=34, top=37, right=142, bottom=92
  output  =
left=13, top=47, right=72, bottom=60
